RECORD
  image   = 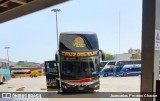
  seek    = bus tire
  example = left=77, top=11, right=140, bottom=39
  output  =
left=104, top=73, right=108, bottom=77
left=62, top=89, right=69, bottom=93
left=123, top=73, right=127, bottom=77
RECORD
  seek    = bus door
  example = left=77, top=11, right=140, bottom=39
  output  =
left=45, top=61, right=60, bottom=91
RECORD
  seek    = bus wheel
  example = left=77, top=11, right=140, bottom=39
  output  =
left=104, top=73, right=108, bottom=77
left=62, top=89, right=69, bottom=93
left=90, top=90, right=95, bottom=93
left=123, top=73, right=127, bottom=77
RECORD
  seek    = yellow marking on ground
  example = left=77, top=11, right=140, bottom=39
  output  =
left=7, top=86, right=13, bottom=88
left=16, top=87, right=24, bottom=91
left=90, top=90, right=97, bottom=93
left=40, top=88, right=47, bottom=90
left=47, top=88, right=59, bottom=91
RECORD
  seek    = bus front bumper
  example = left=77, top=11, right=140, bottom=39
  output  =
left=61, top=82, right=100, bottom=92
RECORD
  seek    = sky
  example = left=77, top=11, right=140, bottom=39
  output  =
left=0, top=0, right=142, bottom=63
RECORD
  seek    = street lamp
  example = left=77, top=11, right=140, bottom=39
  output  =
left=4, top=47, right=10, bottom=67
left=51, top=9, right=61, bottom=49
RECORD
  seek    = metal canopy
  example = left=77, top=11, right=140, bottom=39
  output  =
left=0, top=0, right=69, bottom=23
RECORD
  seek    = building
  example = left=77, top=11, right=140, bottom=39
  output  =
left=114, top=53, right=132, bottom=60
left=114, top=48, right=141, bottom=60
left=128, top=48, right=141, bottom=54
left=0, top=59, right=16, bottom=67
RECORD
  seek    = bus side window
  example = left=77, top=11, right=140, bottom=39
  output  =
left=131, top=68, right=135, bottom=71
left=125, top=68, right=129, bottom=72
left=110, top=68, right=113, bottom=72
left=135, top=68, right=141, bottom=71
left=119, top=61, right=125, bottom=67
left=103, top=68, right=108, bottom=72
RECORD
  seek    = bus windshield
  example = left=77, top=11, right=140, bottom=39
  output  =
left=61, top=56, right=99, bottom=78
left=115, top=66, right=123, bottom=72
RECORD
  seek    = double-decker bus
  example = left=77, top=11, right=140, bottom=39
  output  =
left=0, top=62, right=11, bottom=84
left=115, top=64, right=141, bottom=77
left=99, top=59, right=141, bottom=77
left=45, top=31, right=104, bottom=92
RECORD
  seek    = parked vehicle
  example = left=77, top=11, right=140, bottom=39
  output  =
left=45, top=31, right=105, bottom=92
left=115, top=59, right=141, bottom=68
left=115, top=64, right=141, bottom=77
left=30, top=70, right=42, bottom=77
left=0, top=62, right=11, bottom=84
left=100, top=61, right=108, bottom=70
left=99, top=59, right=141, bottom=77
left=99, top=60, right=117, bottom=71
left=99, top=65, right=115, bottom=77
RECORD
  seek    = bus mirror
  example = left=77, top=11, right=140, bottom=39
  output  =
left=55, top=51, right=59, bottom=62
left=102, top=53, right=105, bottom=61
left=99, top=50, right=105, bottom=61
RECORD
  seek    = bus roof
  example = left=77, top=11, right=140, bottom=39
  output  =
left=60, top=31, right=96, bottom=35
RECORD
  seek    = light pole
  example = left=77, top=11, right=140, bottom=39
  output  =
left=4, top=47, right=10, bottom=67
left=118, top=11, right=121, bottom=54
left=51, top=9, right=61, bottom=49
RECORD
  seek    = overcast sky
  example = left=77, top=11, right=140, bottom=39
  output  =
left=0, top=0, right=142, bottom=63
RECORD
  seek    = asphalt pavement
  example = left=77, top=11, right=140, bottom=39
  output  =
left=0, top=76, right=141, bottom=101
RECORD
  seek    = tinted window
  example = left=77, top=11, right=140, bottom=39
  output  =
left=108, top=62, right=116, bottom=65
left=133, top=68, right=141, bottom=71
left=59, top=34, right=99, bottom=50
left=100, top=61, right=108, bottom=67
left=61, top=56, right=99, bottom=78
left=116, top=60, right=141, bottom=67
left=134, top=61, right=141, bottom=64
left=115, top=67, right=123, bottom=72
left=103, top=68, right=114, bottom=72
left=124, top=67, right=141, bottom=72
left=45, top=62, right=58, bottom=73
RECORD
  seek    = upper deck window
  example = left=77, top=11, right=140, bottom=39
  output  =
left=59, top=34, right=99, bottom=50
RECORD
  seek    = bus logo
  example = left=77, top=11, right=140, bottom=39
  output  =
left=2, top=93, right=11, bottom=98
left=73, top=37, right=86, bottom=47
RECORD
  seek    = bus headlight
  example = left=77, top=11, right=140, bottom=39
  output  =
left=94, top=84, right=99, bottom=88
left=62, top=85, right=67, bottom=89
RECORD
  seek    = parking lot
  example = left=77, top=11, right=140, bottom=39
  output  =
left=0, top=76, right=141, bottom=101
left=1, top=76, right=141, bottom=92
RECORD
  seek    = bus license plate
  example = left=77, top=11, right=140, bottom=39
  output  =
left=78, top=87, right=84, bottom=90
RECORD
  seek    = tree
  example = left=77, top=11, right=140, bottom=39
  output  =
left=130, top=53, right=141, bottom=59
left=105, top=54, right=115, bottom=60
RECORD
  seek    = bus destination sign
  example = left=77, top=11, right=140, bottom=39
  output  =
left=61, top=51, right=99, bottom=57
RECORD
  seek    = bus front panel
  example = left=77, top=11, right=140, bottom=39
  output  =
left=60, top=55, right=100, bottom=91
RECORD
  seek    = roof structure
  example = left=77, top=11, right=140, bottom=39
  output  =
left=0, top=0, right=69, bottom=23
